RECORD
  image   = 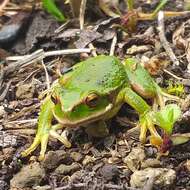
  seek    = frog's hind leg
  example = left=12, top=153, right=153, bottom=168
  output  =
left=122, top=87, right=162, bottom=146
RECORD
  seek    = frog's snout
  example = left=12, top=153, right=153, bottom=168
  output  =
left=61, top=105, right=74, bottom=113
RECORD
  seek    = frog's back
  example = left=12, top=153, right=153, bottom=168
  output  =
left=66, top=55, right=127, bottom=93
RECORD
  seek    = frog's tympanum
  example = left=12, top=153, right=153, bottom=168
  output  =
left=21, top=55, right=179, bottom=160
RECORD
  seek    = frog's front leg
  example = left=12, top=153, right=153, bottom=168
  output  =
left=120, top=87, right=163, bottom=146
left=21, top=96, right=71, bottom=160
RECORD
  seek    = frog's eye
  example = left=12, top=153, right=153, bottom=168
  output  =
left=50, top=95, right=57, bottom=104
left=85, top=93, right=99, bottom=107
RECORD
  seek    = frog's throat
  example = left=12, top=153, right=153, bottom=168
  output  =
left=53, top=103, right=114, bottom=127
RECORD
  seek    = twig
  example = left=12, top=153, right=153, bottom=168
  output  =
left=6, top=119, right=37, bottom=124
left=0, top=0, right=9, bottom=14
left=88, top=43, right=97, bottom=57
left=157, top=11, right=180, bottom=66
left=110, top=34, right=117, bottom=56
left=2, top=49, right=45, bottom=79
left=0, top=80, right=11, bottom=102
left=79, top=0, right=87, bottom=30
left=41, top=60, right=50, bottom=90
left=1, top=48, right=92, bottom=87
left=163, top=69, right=184, bottom=80
left=6, top=48, right=92, bottom=61
left=79, top=0, right=97, bottom=56
left=6, top=129, right=36, bottom=135
left=163, top=69, right=190, bottom=86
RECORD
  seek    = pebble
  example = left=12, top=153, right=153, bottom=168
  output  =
left=123, top=146, right=145, bottom=172
left=54, top=163, right=80, bottom=175
left=42, top=150, right=67, bottom=170
left=130, top=167, right=176, bottom=188
left=10, top=162, right=45, bottom=189
left=70, top=152, right=83, bottom=162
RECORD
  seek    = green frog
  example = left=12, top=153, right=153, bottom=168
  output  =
left=21, top=55, right=179, bottom=160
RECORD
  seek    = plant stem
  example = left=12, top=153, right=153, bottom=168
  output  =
left=69, top=0, right=82, bottom=17
left=152, top=0, right=168, bottom=18
left=125, top=0, right=134, bottom=11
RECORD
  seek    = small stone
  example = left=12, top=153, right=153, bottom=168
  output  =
left=184, top=160, right=190, bottom=172
left=16, top=82, right=36, bottom=100
left=0, top=180, right=8, bottom=190
left=70, top=152, right=83, bottom=162
left=100, top=164, right=120, bottom=181
left=2, top=147, right=15, bottom=161
left=0, top=131, right=17, bottom=148
left=127, top=45, right=152, bottom=55
left=42, top=150, right=67, bottom=170
left=54, top=163, right=80, bottom=175
left=82, top=155, right=96, bottom=166
left=10, top=162, right=45, bottom=189
left=130, top=168, right=176, bottom=188
left=141, top=158, right=161, bottom=169
left=123, top=146, right=145, bottom=172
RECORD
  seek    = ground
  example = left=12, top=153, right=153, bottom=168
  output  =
left=0, top=0, right=190, bottom=190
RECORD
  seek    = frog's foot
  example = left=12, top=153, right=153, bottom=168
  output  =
left=21, top=124, right=71, bottom=160
left=139, top=115, right=163, bottom=147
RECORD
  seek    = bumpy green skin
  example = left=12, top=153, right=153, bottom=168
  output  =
left=22, top=55, right=163, bottom=160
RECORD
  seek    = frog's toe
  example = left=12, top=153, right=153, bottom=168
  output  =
left=139, top=123, right=148, bottom=143
left=49, top=129, right=72, bottom=148
left=21, top=135, right=41, bottom=157
left=139, top=116, right=162, bottom=147
left=38, top=134, right=49, bottom=161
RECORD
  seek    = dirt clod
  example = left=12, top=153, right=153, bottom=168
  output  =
left=130, top=167, right=176, bottom=188
left=10, top=162, right=45, bottom=189
left=100, top=164, right=120, bottom=181
left=123, top=146, right=145, bottom=172
left=54, top=163, right=81, bottom=175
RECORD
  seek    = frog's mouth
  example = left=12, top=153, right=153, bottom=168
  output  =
left=53, top=103, right=113, bottom=127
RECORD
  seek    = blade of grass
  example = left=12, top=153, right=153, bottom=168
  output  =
left=42, top=0, right=66, bottom=22
left=152, top=0, right=168, bottom=18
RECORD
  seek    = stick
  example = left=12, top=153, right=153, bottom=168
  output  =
left=6, top=48, right=92, bottom=61
left=0, top=0, right=9, bottom=14
left=110, top=34, right=117, bottom=56
left=41, top=60, right=50, bottom=90
left=157, top=11, right=180, bottom=66
left=79, top=0, right=97, bottom=56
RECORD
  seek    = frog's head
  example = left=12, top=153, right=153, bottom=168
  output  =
left=52, top=87, right=114, bottom=126
left=52, top=55, right=127, bottom=126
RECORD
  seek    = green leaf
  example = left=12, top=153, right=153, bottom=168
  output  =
left=42, top=0, right=66, bottom=22
left=152, top=104, right=181, bottom=134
